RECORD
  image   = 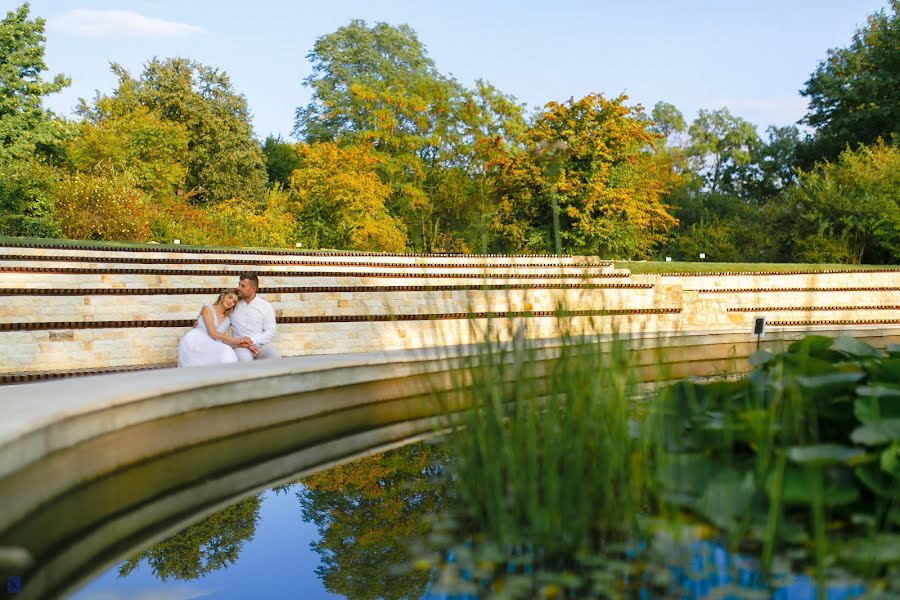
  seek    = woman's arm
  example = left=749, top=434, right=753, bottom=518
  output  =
left=199, top=307, right=242, bottom=345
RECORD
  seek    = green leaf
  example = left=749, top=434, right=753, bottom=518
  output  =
left=749, top=350, right=774, bottom=367
left=839, top=534, right=900, bottom=565
left=855, top=463, right=900, bottom=499
left=850, top=419, right=900, bottom=445
left=771, top=468, right=859, bottom=506
left=881, top=444, right=900, bottom=478
left=795, top=371, right=865, bottom=389
left=855, top=395, right=900, bottom=423
left=832, top=336, right=883, bottom=358
left=788, top=335, right=835, bottom=356
left=787, top=444, right=865, bottom=466
left=884, top=343, right=900, bottom=358
left=697, top=469, right=756, bottom=529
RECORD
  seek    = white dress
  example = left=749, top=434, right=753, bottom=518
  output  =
left=177, top=304, right=239, bottom=367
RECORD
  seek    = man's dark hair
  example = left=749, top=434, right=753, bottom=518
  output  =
left=239, top=272, right=259, bottom=289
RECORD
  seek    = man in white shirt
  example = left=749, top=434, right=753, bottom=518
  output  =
left=230, top=272, right=281, bottom=361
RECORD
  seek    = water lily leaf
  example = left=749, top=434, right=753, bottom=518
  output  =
left=749, top=350, right=774, bottom=367
left=795, top=371, right=865, bottom=389
left=697, top=469, right=756, bottom=530
left=855, top=463, right=900, bottom=499
left=850, top=419, right=900, bottom=445
left=833, top=336, right=883, bottom=358
left=839, top=534, right=900, bottom=565
left=855, top=396, right=900, bottom=423
left=770, top=468, right=859, bottom=506
left=788, top=335, right=835, bottom=356
left=884, top=343, right=900, bottom=358
left=787, top=444, right=865, bottom=466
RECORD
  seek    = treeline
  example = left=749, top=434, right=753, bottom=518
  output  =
left=1, top=2, right=898, bottom=262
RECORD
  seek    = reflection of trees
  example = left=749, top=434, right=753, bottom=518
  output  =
left=118, top=494, right=262, bottom=581
left=300, top=442, right=449, bottom=600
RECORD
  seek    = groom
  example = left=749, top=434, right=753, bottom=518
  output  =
left=231, top=272, right=281, bottom=361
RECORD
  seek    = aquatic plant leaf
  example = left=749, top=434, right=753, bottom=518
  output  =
left=788, top=335, right=835, bottom=356
left=855, top=463, right=900, bottom=499
left=866, top=358, right=900, bottom=382
left=885, top=343, right=900, bottom=358
left=855, top=395, right=900, bottom=423
left=850, top=419, right=900, bottom=445
left=771, top=468, right=859, bottom=506
left=881, top=444, right=900, bottom=477
left=839, top=534, right=900, bottom=565
left=795, top=371, right=865, bottom=390
left=749, top=350, right=774, bottom=367
left=832, top=336, right=883, bottom=358
left=697, top=469, right=755, bottom=529
left=787, top=444, right=865, bottom=466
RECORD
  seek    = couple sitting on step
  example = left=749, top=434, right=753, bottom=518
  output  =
left=177, top=272, right=281, bottom=367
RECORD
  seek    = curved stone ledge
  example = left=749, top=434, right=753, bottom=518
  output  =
left=698, top=286, right=900, bottom=294
left=662, top=269, right=900, bottom=276
left=727, top=305, right=900, bottom=312
left=769, top=319, right=900, bottom=327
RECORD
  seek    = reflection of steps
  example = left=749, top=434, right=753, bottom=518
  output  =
left=3, top=240, right=900, bottom=383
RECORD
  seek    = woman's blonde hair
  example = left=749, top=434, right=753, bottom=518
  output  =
left=213, top=288, right=239, bottom=316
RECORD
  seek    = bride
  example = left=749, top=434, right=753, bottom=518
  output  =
left=177, top=289, right=243, bottom=367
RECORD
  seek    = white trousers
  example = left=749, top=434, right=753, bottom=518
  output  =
left=234, top=344, right=282, bottom=362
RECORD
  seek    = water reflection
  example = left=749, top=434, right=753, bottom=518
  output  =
left=117, top=495, right=262, bottom=582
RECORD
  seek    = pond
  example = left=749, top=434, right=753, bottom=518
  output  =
left=70, top=441, right=876, bottom=600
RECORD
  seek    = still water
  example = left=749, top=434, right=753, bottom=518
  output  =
left=68, top=442, right=872, bottom=600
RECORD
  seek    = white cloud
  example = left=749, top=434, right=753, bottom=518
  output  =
left=50, top=9, right=204, bottom=38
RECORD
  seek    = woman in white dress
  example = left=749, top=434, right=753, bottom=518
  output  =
left=177, top=289, right=242, bottom=367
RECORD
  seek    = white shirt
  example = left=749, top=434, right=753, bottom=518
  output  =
left=230, top=296, right=277, bottom=347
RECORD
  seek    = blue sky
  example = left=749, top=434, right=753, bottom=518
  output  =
left=24, top=0, right=890, bottom=140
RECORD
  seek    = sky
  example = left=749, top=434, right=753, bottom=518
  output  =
left=20, top=0, right=892, bottom=141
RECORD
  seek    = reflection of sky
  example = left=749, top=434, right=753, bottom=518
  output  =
left=70, top=487, right=342, bottom=600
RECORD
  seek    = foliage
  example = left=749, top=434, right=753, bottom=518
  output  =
left=53, top=172, right=152, bottom=241
left=687, top=108, right=760, bottom=196
left=0, top=159, right=59, bottom=236
left=204, top=188, right=295, bottom=248
left=799, top=1, right=900, bottom=166
left=118, top=494, right=261, bottom=581
left=0, top=2, right=71, bottom=163
left=299, top=443, right=449, bottom=600
left=487, top=94, right=677, bottom=258
left=770, top=140, right=900, bottom=264
left=65, top=104, right=189, bottom=198
left=261, top=135, right=301, bottom=188
left=79, top=57, right=267, bottom=204
left=289, top=142, right=407, bottom=251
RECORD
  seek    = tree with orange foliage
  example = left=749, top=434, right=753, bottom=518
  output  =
left=487, top=94, right=678, bottom=258
left=289, top=142, right=407, bottom=252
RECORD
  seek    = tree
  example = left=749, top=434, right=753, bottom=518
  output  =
left=799, top=1, right=900, bottom=166
left=0, top=3, right=71, bottom=236
left=0, top=3, right=70, bottom=162
left=650, top=101, right=686, bottom=141
left=773, top=140, right=900, bottom=264
left=261, top=135, right=301, bottom=188
left=488, top=94, right=678, bottom=258
left=299, top=443, right=449, bottom=600
left=288, top=142, right=407, bottom=251
left=118, top=494, right=261, bottom=581
left=79, top=58, right=267, bottom=204
left=687, top=108, right=760, bottom=196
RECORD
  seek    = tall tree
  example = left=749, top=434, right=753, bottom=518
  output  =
left=0, top=3, right=71, bottom=236
left=687, top=108, right=760, bottom=196
left=799, top=1, right=900, bottom=166
left=79, top=58, right=267, bottom=204
left=261, top=135, right=301, bottom=188
left=488, top=94, right=677, bottom=258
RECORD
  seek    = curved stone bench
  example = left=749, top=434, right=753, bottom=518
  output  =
left=2, top=327, right=900, bottom=599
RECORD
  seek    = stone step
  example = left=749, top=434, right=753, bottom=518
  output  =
left=0, top=285, right=660, bottom=324
left=0, top=310, right=684, bottom=375
left=0, top=243, right=612, bottom=266
left=664, top=270, right=900, bottom=289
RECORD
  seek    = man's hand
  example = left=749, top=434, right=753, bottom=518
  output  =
left=249, top=345, right=259, bottom=357
left=237, top=337, right=254, bottom=348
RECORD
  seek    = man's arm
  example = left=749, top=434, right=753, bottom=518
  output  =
left=251, top=302, right=277, bottom=347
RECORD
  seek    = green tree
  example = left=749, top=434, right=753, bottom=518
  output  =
left=118, top=494, right=261, bottom=581
left=79, top=58, right=266, bottom=204
left=650, top=101, right=686, bottom=141
left=261, top=135, right=301, bottom=188
left=799, top=1, right=899, bottom=166
left=772, top=140, right=900, bottom=264
left=0, top=2, right=71, bottom=236
left=687, top=108, right=761, bottom=196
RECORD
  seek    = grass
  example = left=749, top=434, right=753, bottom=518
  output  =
left=615, top=260, right=897, bottom=274
left=421, top=314, right=900, bottom=598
